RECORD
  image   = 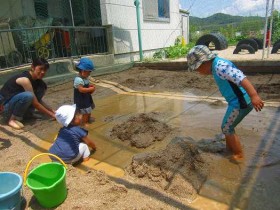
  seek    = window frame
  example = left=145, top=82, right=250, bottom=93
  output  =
left=143, top=0, right=170, bottom=23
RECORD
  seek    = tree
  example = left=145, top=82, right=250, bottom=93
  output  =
left=269, top=10, right=280, bottom=43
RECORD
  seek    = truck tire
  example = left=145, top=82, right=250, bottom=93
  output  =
left=237, top=38, right=258, bottom=52
left=271, top=42, right=280, bottom=54
left=273, top=39, right=280, bottom=46
left=196, top=33, right=225, bottom=50
left=215, top=33, right=228, bottom=49
left=252, top=38, right=263, bottom=49
left=233, top=44, right=256, bottom=54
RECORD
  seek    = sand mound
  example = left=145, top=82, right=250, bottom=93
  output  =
left=127, top=137, right=209, bottom=201
left=110, top=113, right=172, bottom=148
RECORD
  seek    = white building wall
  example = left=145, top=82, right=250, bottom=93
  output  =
left=22, top=0, right=36, bottom=18
left=0, top=0, right=24, bottom=20
left=0, top=0, right=38, bottom=20
left=100, top=0, right=181, bottom=62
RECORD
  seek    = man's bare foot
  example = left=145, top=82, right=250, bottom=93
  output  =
left=8, top=120, right=24, bottom=129
left=15, top=120, right=24, bottom=128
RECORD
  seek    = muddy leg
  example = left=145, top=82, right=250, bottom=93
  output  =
left=225, top=134, right=243, bottom=161
left=226, top=138, right=233, bottom=152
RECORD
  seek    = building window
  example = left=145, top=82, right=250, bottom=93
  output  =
left=35, top=0, right=48, bottom=18
left=143, top=0, right=170, bottom=22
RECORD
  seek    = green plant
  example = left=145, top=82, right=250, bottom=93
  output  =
left=227, top=35, right=247, bottom=45
left=270, top=10, right=280, bottom=43
left=152, top=42, right=194, bottom=60
left=153, top=49, right=166, bottom=59
left=165, top=45, right=184, bottom=58
left=143, top=56, right=157, bottom=62
left=165, top=43, right=194, bottom=59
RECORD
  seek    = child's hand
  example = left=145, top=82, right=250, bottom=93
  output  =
left=82, top=136, right=96, bottom=151
left=89, top=84, right=95, bottom=94
left=90, top=142, right=96, bottom=151
left=251, top=95, right=264, bottom=112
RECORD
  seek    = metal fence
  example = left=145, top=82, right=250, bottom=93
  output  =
left=0, top=26, right=108, bottom=69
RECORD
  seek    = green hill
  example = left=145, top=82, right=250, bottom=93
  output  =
left=190, top=13, right=265, bottom=31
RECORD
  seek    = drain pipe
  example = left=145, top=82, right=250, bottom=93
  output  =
left=69, top=0, right=75, bottom=27
left=69, top=0, right=78, bottom=56
left=134, top=0, right=144, bottom=61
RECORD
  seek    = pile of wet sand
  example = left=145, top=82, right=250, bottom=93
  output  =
left=110, top=113, right=172, bottom=148
left=127, top=137, right=209, bottom=201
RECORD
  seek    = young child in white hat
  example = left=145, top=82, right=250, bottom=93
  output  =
left=49, top=104, right=96, bottom=164
left=187, top=45, right=264, bottom=162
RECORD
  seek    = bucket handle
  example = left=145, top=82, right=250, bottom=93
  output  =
left=23, top=153, right=67, bottom=185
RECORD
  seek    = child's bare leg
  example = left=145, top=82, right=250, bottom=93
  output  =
left=226, top=138, right=233, bottom=152
left=83, top=157, right=90, bottom=162
left=82, top=114, right=89, bottom=125
left=225, top=134, right=243, bottom=160
left=89, top=115, right=95, bottom=123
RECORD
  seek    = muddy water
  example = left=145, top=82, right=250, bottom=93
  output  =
left=40, top=92, right=280, bottom=209
left=88, top=94, right=280, bottom=208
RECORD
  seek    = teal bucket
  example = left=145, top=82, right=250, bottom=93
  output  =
left=0, top=172, right=23, bottom=210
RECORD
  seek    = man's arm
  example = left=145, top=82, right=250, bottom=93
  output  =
left=16, top=77, right=55, bottom=118
left=40, top=100, right=55, bottom=113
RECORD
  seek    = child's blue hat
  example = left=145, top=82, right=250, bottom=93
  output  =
left=76, top=57, right=95, bottom=71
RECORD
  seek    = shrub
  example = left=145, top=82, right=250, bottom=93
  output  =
left=153, top=42, right=194, bottom=60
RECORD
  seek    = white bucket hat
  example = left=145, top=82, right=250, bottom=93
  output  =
left=187, top=45, right=217, bottom=71
left=55, top=104, right=76, bottom=127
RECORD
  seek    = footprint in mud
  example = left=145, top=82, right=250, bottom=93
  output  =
left=196, top=138, right=226, bottom=153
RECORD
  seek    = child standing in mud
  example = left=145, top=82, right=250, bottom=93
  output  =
left=74, top=57, right=96, bottom=126
left=187, top=45, right=264, bottom=162
left=49, top=104, right=96, bottom=164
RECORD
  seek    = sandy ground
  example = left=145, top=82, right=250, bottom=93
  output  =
left=1, top=63, right=280, bottom=210
left=175, top=46, right=280, bottom=61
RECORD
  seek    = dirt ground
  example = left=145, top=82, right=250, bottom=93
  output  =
left=110, top=113, right=172, bottom=148
left=1, top=66, right=280, bottom=210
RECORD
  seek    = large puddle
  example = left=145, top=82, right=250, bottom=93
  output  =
left=35, top=92, right=280, bottom=209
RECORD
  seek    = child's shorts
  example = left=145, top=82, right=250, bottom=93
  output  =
left=221, top=103, right=253, bottom=135
left=68, top=143, right=90, bottom=164
left=79, top=103, right=95, bottom=115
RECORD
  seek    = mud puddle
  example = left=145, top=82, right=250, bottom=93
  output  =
left=37, top=91, right=280, bottom=209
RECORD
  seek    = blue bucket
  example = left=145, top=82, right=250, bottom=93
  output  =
left=0, top=172, right=23, bottom=210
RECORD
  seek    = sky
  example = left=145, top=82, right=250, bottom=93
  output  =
left=180, top=0, right=280, bottom=18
